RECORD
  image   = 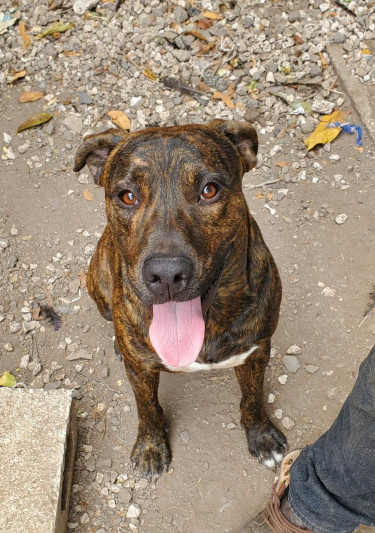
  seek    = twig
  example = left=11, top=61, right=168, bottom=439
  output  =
left=332, top=0, right=356, bottom=17
left=189, top=478, right=201, bottom=491
left=245, top=177, right=284, bottom=189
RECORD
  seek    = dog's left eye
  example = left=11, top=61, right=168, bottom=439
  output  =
left=120, top=190, right=139, bottom=206
left=201, top=183, right=219, bottom=201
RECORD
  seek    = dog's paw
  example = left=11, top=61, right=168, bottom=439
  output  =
left=131, top=430, right=172, bottom=481
left=245, top=421, right=287, bottom=471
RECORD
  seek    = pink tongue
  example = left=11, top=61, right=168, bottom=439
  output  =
left=149, top=297, right=205, bottom=367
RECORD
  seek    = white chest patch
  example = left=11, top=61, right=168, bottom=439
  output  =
left=163, top=345, right=259, bottom=373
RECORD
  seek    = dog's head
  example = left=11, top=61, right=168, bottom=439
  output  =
left=74, top=120, right=257, bottom=366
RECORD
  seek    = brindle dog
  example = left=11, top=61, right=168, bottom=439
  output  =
left=74, top=119, right=286, bottom=479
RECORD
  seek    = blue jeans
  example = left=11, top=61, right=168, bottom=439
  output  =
left=289, top=345, right=375, bottom=533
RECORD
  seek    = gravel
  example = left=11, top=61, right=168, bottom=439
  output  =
left=1, top=0, right=374, bottom=530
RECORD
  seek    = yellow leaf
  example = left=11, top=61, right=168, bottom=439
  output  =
left=19, top=91, right=44, bottom=103
left=319, top=51, right=327, bottom=70
left=143, top=68, right=157, bottom=81
left=83, top=189, right=94, bottom=201
left=107, top=110, right=131, bottom=131
left=361, top=48, right=371, bottom=55
left=213, top=90, right=235, bottom=109
left=8, top=69, right=27, bottom=83
left=0, top=372, right=16, bottom=388
left=19, top=20, right=31, bottom=47
left=202, top=11, right=223, bottom=19
left=304, top=110, right=344, bottom=151
left=17, top=112, right=52, bottom=133
left=35, top=21, right=74, bottom=40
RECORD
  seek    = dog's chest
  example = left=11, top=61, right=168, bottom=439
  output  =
left=162, top=344, right=258, bottom=372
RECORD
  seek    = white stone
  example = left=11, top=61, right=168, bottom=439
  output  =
left=335, top=213, right=347, bottom=225
left=321, top=286, right=336, bottom=297
left=274, top=408, right=283, bottom=420
left=282, top=417, right=295, bottom=430
left=287, top=345, right=302, bottom=355
left=126, top=504, right=141, bottom=519
left=267, top=393, right=275, bottom=404
left=278, top=374, right=288, bottom=385
left=73, top=0, right=100, bottom=15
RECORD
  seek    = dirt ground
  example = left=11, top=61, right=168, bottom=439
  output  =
left=1, top=2, right=375, bottom=532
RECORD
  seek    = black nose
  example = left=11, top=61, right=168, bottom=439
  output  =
left=142, top=257, right=194, bottom=299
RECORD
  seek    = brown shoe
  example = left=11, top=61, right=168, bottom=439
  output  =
left=240, top=450, right=312, bottom=533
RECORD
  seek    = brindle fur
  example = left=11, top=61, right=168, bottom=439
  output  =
left=74, top=120, right=286, bottom=479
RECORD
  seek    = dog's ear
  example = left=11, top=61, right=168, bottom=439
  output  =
left=73, top=128, right=125, bottom=186
left=208, top=120, right=258, bottom=172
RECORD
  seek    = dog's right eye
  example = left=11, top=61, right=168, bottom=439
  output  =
left=120, top=190, right=139, bottom=206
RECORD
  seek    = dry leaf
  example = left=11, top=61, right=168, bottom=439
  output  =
left=184, top=30, right=209, bottom=42
left=33, top=306, right=41, bottom=320
left=213, top=90, right=235, bottom=109
left=19, top=91, right=44, bottom=103
left=143, top=68, right=157, bottom=81
left=107, top=110, right=131, bottom=131
left=227, top=83, right=235, bottom=97
left=63, top=50, right=81, bottom=57
left=35, top=21, right=74, bottom=40
left=83, top=189, right=94, bottom=201
left=293, top=34, right=304, bottom=44
left=275, top=161, right=288, bottom=168
left=202, top=11, right=223, bottom=19
left=19, top=20, right=31, bottom=47
left=361, top=48, right=371, bottom=55
left=256, top=192, right=264, bottom=200
left=17, top=112, right=52, bottom=133
left=197, top=41, right=216, bottom=56
left=319, top=51, right=327, bottom=70
left=196, top=81, right=210, bottom=93
left=0, top=371, right=16, bottom=388
left=304, top=109, right=345, bottom=151
left=196, top=18, right=213, bottom=29
left=8, top=69, right=27, bottom=83
left=77, top=268, right=87, bottom=289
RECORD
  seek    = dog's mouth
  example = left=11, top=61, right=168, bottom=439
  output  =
left=149, top=265, right=223, bottom=369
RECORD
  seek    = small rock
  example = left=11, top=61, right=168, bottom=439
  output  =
left=79, top=91, right=92, bottom=104
left=282, top=417, right=295, bottom=430
left=312, top=99, right=334, bottom=114
left=227, top=422, right=236, bottom=430
left=180, top=430, right=191, bottom=444
left=278, top=374, right=288, bottom=385
left=18, top=142, right=31, bottom=154
left=335, top=213, right=348, bottom=225
left=69, top=278, right=81, bottom=294
left=118, top=488, right=132, bottom=504
left=0, top=238, right=10, bottom=249
left=3, top=133, right=12, bottom=143
left=333, top=33, right=346, bottom=44
left=63, top=114, right=83, bottom=135
left=86, top=454, right=96, bottom=472
left=20, top=354, right=30, bottom=368
left=305, top=365, right=319, bottom=374
left=283, top=355, right=301, bottom=374
left=244, top=107, right=261, bottom=122
left=274, top=408, right=283, bottom=420
left=266, top=71, right=275, bottom=83
left=287, top=345, right=302, bottom=355
left=321, top=287, right=336, bottom=297
left=327, top=387, right=336, bottom=399
left=127, top=504, right=141, bottom=519
left=267, top=393, right=275, bottom=404
left=66, top=349, right=92, bottom=361
left=174, top=6, right=188, bottom=23
left=10, top=321, right=21, bottom=333
left=73, top=0, right=100, bottom=15
left=4, top=343, right=14, bottom=352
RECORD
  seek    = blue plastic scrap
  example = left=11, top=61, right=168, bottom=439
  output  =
left=327, top=121, right=363, bottom=147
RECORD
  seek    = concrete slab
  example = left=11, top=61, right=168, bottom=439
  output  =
left=328, top=44, right=375, bottom=145
left=0, top=389, right=77, bottom=533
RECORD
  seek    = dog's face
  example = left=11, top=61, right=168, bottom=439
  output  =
left=74, top=120, right=258, bottom=366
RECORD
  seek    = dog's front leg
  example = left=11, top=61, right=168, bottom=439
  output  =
left=235, top=340, right=286, bottom=470
left=124, top=361, right=171, bottom=481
